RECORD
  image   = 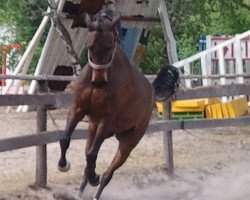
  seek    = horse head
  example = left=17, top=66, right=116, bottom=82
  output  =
left=85, top=13, right=120, bottom=87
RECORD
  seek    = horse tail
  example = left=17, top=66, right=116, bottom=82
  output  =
left=152, top=64, right=179, bottom=102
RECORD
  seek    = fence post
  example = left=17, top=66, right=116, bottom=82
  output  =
left=35, top=80, right=48, bottom=188
left=163, top=100, right=174, bottom=174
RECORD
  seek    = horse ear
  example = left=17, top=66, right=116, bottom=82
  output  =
left=110, top=15, right=121, bottom=28
left=85, top=14, right=96, bottom=31
left=104, top=15, right=120, bottom=30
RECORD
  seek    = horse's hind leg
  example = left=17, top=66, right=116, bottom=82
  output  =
left=76, top=122, right=109, bottom=198
left=85, top=124, right=107, bottom=186
left=93, top=130, right=144, bottom=200
left=58, top=106, right=85, bottom=172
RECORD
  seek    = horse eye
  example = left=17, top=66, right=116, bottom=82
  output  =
left=105, top=46, right=112, bottom=51
left=87, top=44, right=92, bottom=49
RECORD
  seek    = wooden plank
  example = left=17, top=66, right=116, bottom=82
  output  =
left=35, top=81, right=48, bottom=188
left=180, top=74, right=250, bottom=79
left=0, top=92, right=71, bottom=107
left=1, top=73, right=250, bottom=83
left=1, top=115, right=250, bottom=153
left=218, top=48, right=226, bottom=85
left=163, top=101, right=174, bottom=174
left=54, top=92, right=72, bottom=108
left=0, top=94, right=55, bottom=106
left=235, top=36, right=244, bottom=84
left=147, top=116, right=250, bottom=132
left=175, top=84, right=250, bottom=100
left=184, top=63, right=191, bottom=87
left=0, top=129, right=88, bottom=153
left=201, top=54, right=209, bottom=86
left=0, top=74, right=75, bottom=81
left=1, top=84, right=249, bottom=108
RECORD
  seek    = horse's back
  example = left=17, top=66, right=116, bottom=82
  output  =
left=109, top=47, right=154, bottom=130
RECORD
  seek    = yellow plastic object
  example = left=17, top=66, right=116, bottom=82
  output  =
left=226, top=96, right=248, bottom=118
left=205, top=105, right=212, bottom=118
left=203, top=98, right=221, bottom=105
left=172, top=106, right=205, bottom=112
left=211, top=104, right=218, bottom=118
left=172, top=99, right=205, bottom=108
left=215, top=103, right=223, bottom=119
left=156, top=102, right=164, bottom=113
left=172, top=98, right=220, bottom=110
left=221, top=103, right=229, bottom=118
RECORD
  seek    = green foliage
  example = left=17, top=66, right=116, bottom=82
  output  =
left=0, top=0, right=47, bottom=42
left=0, top=0, right=249, bottom=75
left=140, top=0, right=250, bottom=74
left=140, top=25, right=166, bottom=74
left=0, top=0, right=48, bottom=73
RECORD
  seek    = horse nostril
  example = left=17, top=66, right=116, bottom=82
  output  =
left=92, top=81, right=107, bottom=87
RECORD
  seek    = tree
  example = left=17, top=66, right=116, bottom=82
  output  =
left=140, top=25, right=166, bottom=74
left=140, top=0, right=250, bottom=74
left=0, top=0, right=249, bottom=74
left=0, top=0, right=47, bottom=73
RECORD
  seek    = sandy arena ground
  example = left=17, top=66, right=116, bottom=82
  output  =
left=0, top=107, right=250, bottom=200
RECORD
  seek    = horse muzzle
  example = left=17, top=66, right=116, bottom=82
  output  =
left=91, top=68, right=108, bottom=87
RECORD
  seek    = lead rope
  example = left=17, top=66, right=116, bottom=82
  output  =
left=45, top=0, right=81, bottom=76
left=48, top=110, right=61, bottom=137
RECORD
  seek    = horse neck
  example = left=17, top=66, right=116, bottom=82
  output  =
left=107, top=47, right=135, bottom=83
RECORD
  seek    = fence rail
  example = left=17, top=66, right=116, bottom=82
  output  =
left=173, top=30, right=250, bottom=87
left=2, top=73, right=250, bottom=82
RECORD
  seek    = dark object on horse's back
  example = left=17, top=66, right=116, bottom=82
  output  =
left=62, top=1, right=80, bottom=15
left=153, top=64, right=179, bottom=101
left=78, top=0, right=105, bottom=15
left=63, top=0, right=105, bottom=28
left=48, top=65, right=73, bottom=92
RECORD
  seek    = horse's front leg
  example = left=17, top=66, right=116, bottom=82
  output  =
left=76, top=122, right=108, bottom=197
left=58, top=105, right=85, bottom=172
left=76, top=122, right=98, bottom=197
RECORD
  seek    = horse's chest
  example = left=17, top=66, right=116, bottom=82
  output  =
left=88, top=88, right=108, bottom=117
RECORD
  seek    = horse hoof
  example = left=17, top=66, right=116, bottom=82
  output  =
left=58, top=161, right=71, bottom=172
left=89, top=175, right=100, bottom=187
left=74, top=191, right=82, bottom=200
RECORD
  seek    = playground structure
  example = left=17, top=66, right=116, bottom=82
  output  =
left=1, top=0, right=166, bottom=113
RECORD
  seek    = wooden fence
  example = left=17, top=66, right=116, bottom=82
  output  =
left=1, top=75, right=250, bottom=188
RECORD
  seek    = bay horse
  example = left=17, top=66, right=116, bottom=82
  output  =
left=58, top=13, right=155, bottom=199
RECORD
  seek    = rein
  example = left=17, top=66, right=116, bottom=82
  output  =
left=88, top=42, right=118, bottom=70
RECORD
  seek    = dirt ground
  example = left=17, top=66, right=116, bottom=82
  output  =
left=1, top=107, right=250, bottom=200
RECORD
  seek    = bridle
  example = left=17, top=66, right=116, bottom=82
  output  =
left=87, top=14, right=120, bottom=70
left=88, top=43, right=118, bottom=70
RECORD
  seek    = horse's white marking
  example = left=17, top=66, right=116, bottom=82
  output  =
left=74, top=191, right=82, bottom=200
left=57, top=161, right=71, bottom=172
